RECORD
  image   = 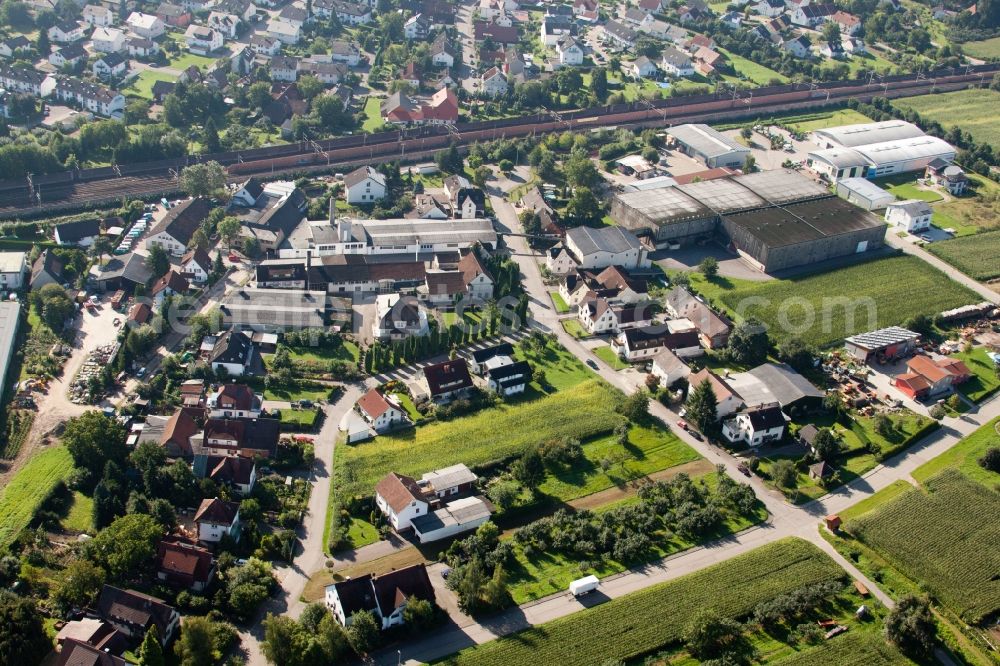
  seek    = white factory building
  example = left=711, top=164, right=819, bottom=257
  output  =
left=279, top=218, right=498, bottom=258
left=808, top=134, right=956, bottom=183
left=812, top=119, right=926, bottom=149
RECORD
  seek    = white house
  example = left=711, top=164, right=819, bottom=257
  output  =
left=485, top=358, right=531, bottom=396
left=325, top=564, right=436, bottom=629
left=480, top=67, right=507, bottom=96
left=207, top=11, right=241, bottom=38
left=565, top=225, right=649, bottom=270
left=52, top=78, right=126, bottom=118
left=344, top=165, right=386, bottom=204
left=556, top=36, right=584, bottom=65
left=126, top=12, right=166, bottom=38
left=0, top=251, right=27, bottom=290
left=792, top=2, right=835, bottom=27
left=91, top=26, right=127, bottom=53
left=93, top=53, right=128, bottom=80
left=545, top=245, right=575, bottom=275
left=329, top=40, right=360, bottom=66
left=884, top=199, right=933, bottom=233
left=372, top=293, right=429, bottom=340
left=266, top=18, right=301, bottom=44
left=185, top=25, right=224, bottom=54
left=48, top=20, right=87, bottom=43
left=457, top=250, right=493, bottom=302
left=578, top=297, right=653, bottom=335
left=722, top=402, right=786, bottom=446
left=404, top=13, right=429, bottom=39
left=208, top=328, right=254, bottom=377
left=411, top=496, right=492, bottom=543
left=82, top=4, right=114, bottom=26
left=631, top=55, right=659, bottom=78
left=783, top=35, right=812, bottom=58
left=356, top=388, right=408, bottom=433
left=250, top=34, right=281, bottom=56
left=753, top=0, right=784, bottom=17
left=374, top=472, right=428, bottom=530
left=651, top=348, right=691, bottom=387
left=193, top=498, right=240, bottom=543
left=430, top=35, right=455, bottom=67
left=688, top=368, right=743, bottom=419
left=660, top=46, right=694, bottom=76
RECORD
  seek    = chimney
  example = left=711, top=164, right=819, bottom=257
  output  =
left=339, top=218, right=353, bottom=243
left=305, top=252, right=311, bottom=291
left=328, top=195, right=336, bottom=224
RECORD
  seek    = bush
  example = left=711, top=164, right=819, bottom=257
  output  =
left=977, top=446, right=1000, bottom=473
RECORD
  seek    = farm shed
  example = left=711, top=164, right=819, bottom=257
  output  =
left=410, top=496, right=492, bottom=543
left=843, top=326, right=919, bottom=363
left=667, top=124, right=750, bottom=169
left=836, top=178, right=895, bottom=210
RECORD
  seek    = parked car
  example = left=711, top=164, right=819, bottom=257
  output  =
left=676, top=420, right=688, bottom=430
left=586, top=359, right=599, bottom=370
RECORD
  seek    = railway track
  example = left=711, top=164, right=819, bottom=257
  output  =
left=2, top=64, right=997, bottom=219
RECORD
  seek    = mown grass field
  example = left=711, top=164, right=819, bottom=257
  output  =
left=124, top=69, right=178, bottom=100
left=928, top=229, right=1000, bottom=281
left=847, top=469, right=1000, bottom=624
left=894, top=89, right=1000, bottom=150
left=362, top=97, right=384, bottom=132
left=713, top=108, right=872, bottom=133
left=707, top=255, right=980, bottom=348
left=335, top=380, right=624, bottom=498
left=0, top=447, right=74, bottom=550
left=592, top=345, right=629, bottom=370
left=884, top=182, right=942, bottom=203
left=912, top=416, right=1000, bottom=488
left=952, top=347, right=1000, bottom=402
left=962, top=35, right=1000, bottom=59
left=549, top=291, right=569, bottom=314
left=60, top=491, right=94, bottom=534
left=439, top=539, right=845, bottom=666
left=512, top=340, right=593, bottom=393
left=717, top=48, right=789, bottom=84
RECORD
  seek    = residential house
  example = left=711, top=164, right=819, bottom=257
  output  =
left=485, top=356, right=531, bottom=396
left=198, top=417, right=280, bottom=458
left=481, top=66, right=508, bottom=95
left=344, top=165, right=387, bottom=204
left=622, top=7, right=651, bottom=24
left=0, top=251, right=26, bottom=290
left=49, top=20, right=87, bottom=43
left=753, top=0, right=784, bottom=16
left=430, top=34, right=456, bottom=67
left=156, top=536, right=215, bottom=591
left=895, top=355, right=971, bottom=399
left=126, top=12, right=165, bottom=38
left=400, top=61, right=422, bottom=88
left=884, top=199, right=932, bottom=232
left=207, top=11, right=241, bottom=38
left=151, top=80, right=175, bottom=100
left=145, top=197, right=210, bottom=255
left=54, top=217, right=101, bottom=246
left=356, top=388, right=408, bottom=432
left=0, top=36, right=30, bottom=58
left=573, top=0, right=598, bottom=20
left=193, top=497, right=241, bottom=543
left=451, top=187, right=486, bottom=219
left=218, top=0, right=257, bottom=21
left=278, top=3, right=309, bottom=28
left=30, top=249, right=64, bottom=290
left=380, top=87, right=458, bottom=125
left=651, top=347, right=691, bottom=387
left=127, top=37, right=159, bottom=58
left=374, top=472, right=428, bottom=530
left=329, top=40, right=361, bottom=66
left=150, top=269, right=189, bottom=306
left=830, top=10, right=861, bottom=34
left=298, top=59, right=348, bottom=85
left=185, top=25, right=224, bottom=53
left=722, top=402, right=786, bottom=445
left=0, top=65, right=51, bottom=95
left=180, top=247, right=212, bottom=283
left=250, top=34, right=281, bottom=56
left=329, top=0, right=372, bottom=25
left=422, top=358, right=474, bottom=402
left=565, top=225, right=649, bottom=270
left=638, top=0, right=664, bottom=10
left=783, top=35, right=812, bottom=58
left=540, top=14, right=574, bottom=47
left=819, top=40, right=845, bottom=59
left=208, top=328, right=255, bottom=376
left=96, top=586, right=180, bottom=644
left=688, top=367, right=743, bottom=419
left=372, top=293, right=429, bottom=340
left=546, top=244, right=575, bottom=275
left=91, top=26, right=127, bottom=53
left=404, top=12, right=430, bottom=39
left=208, top=383, right=262, bottom=418
left=52, top=77, right=126, bottom=118
left=792, top=2, right=835, bottom=27
left=325, top=564, right=435, bottom=629
left=82, top=4, right=114, bottom=26
left=578, top=296, right=653, bottom=334
left=611, top=325, right=701, bottom=361
left=93, top=53, right=129, bottom=80
left=603, top=20, right=637, bottom=48
left=721, top=10, right=743, bottom=28
left=926, top=159, right=968, bottom=195
left=631, top=55, right=659, bottom=78
left=269, top=55, right=299, bottom=81
left=156, top=3, right=192, bottom=27
left=557, top=36, right=584, bottom=65
left=660, top=46, right=694, bottom=76
left=665, top=287, right=732, bottom=349
left=198, top=455, right=257, bottom=495
left=457, top=249, right=493, bottom=301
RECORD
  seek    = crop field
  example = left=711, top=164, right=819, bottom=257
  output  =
left=714, top=256, right=980, bottom=348
left=440, top=539, right=845, bottom=666
left=335, top=380, right=623, bottom=497
left=0, top=446, right=74, bottom=551
left=928, top=229, right=1000, bottom=281
left=847, top=469, right=1000, bottom=623
left=772, top=630, right=913, bottom=666
left=894, top=89, right=1000, bottom=150
left=912, top=416, right=1000, bottom=488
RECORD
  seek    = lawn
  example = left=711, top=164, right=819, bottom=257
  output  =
left=717, top=48, right=789, bottom=85
left=512, top=339, right=594, bottom=393
left=837, top=479, right=914, bottom=522
left=928, top=229, right=1000, bottom=281
left=706, top=255, right=980, bottom=348
left=953, top=347, right=1000, bottom=402
left=592, top=345, right=629, bottom=370
left=537, top=422, right=700, bottom=502
left=278, top=408, right=321, bottom=430
left=124, top=69, right=178, bottom=100
left=912, top=416, right=1000, bottom=488
left=846, top=469, right=1000, bottom=624
left=894, top=88, right=1000, bottom=151
left=257, top=382, right=335, bottom=403
left=713, top=108, right=873, bottom=133
left=167, top=51, right=217, bottom=71
left=362, top=96, right=384, bottom=132
left=287, top=340, right=360, bottom=364
left=883, top=181, right=943, bottom=203
left=333, top=380, right=623, bottom=498
left=439, top=538, right=846, bottom=666
left=561, top=319, right=588, bottom=339
left=0, top=446, right=74, bottom=550
left=390, top=391, right=423, bottom=422
left=930, top=173, right=1000, bottom=236
left=549, top=291, right=569, bottom=314
left=60, top=491, right=94, bottom=534
left=961, top=35, right=1000, bottom=59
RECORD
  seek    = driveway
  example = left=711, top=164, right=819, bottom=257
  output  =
left=651, top=245, right=774, bottom=282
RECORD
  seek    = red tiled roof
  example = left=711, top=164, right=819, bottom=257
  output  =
left=375, top=472, right=424, bottom=512
left=357, top=388, right=394, bottom=420
left=194, top=497, right=239, bottom=525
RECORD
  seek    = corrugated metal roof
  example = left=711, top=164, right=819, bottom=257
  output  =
left=614, top=187, right=712, bottom=224
left=668, top=123, right=749, bottom=159
left=733, top=169, right=831, bottom=203
left=813, top=120, right=924, bottom=148
left=854, top=135, right=956, bottom=168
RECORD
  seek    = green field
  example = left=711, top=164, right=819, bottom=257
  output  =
left=713, top=108, right=873, bottom=133
left=847, top=469, right=1000, bottom=624
left=718, top=48, right=789, bottom=84
left=538, top=422, right=700, bottom=501
left=561, top=319, right=588, bottom=339
left=279, top=408, right=321, bottom=430
left=61, top=491, right=94, bottom=534
left=592, top=345, right=629, bottom=370
left=928, top=229, right=1000, bottom=281
left=362, top=97, right=384, bottom=132
left=961, top=35, right=1000, bottom=59
left=259, top=382, right=334, bottom=403
left=124, top=69, right=178, bottom=100
left=912, top=416, right=1000, bottom=488
left=772, top=630, right=914, bottom=666
left=286, top=340, right=360, bottom=364
left=707, top=255, right=980, bottom=348
left=952, top=347, right=1000, bottom=401
left=440, top=539, right=845, bottom=666
left=334, top=380, right=623, bottom=498
left=0, top=447, right=74, bottom=550
left=894, top=89, right=1000, bottom=151
left=884, top=182, right=943, bottom=203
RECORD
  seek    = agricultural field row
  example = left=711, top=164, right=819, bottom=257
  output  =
left=927, top=229, right=1000, bottom=281
left=912, top=416, right=1000, bottom=487
left=440, top=538, right=845, bottom=666
left=334, top=379, right=624, bottom=498
left=847, top=469, right=1000, bottom=624
left=706, top=256, right=979, bottom=348
left=893, top=88, right=1000, bottom=151
left=771, top=629, right=914, bottom=666
left=0, top=446, right=74, bottom=551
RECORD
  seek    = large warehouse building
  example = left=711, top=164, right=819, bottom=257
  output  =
left=609, top=169, right=887, bottom=272
left=667, top=124, right=751, bottom=169
left=807, top=120, right=956, bottom=183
